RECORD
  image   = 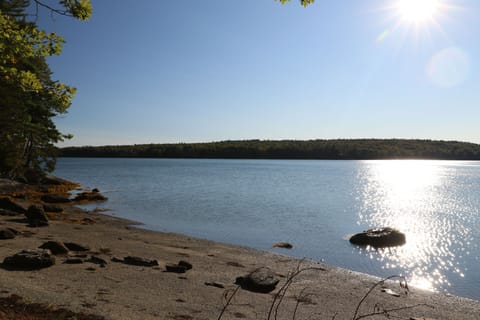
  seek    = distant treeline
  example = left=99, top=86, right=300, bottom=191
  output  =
left=59, top=139, right=480, bottom=160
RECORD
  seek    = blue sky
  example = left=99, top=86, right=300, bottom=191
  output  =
left=37, top=0, right=480, bottom=146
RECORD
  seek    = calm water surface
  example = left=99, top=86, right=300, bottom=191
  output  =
left=54, top=158, right=480, bottom=300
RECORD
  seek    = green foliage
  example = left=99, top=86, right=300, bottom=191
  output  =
left=0, top=0, right=90, bottom=178
left=278, top=0, right=315, bottom=7
left=60, top=139, right=480, bottom=160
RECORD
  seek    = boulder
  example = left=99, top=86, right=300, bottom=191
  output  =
left=0, top=197, right=26, bottom=214
left=235, top=267, right=280, bottom=293
left=2, top=249, right=55, bottom=270
left=349, top=227, right=406, bottom=248
left=25, top=205, right=49, bottom=227
left=39, top=241, right=69, bottom=255
left=41, top=194, right=71, bottom=204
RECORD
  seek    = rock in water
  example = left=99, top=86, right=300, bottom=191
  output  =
left=25, top=205, right=49, bottom=227
left=272, top=242, right=293, bottom=249
left=235, top=267, right=280, bottom=293
left=73, top=191, right=107, bottom=202
left=349, top=227, right=406, bottom=248
left=39, top=241, right=69, bottom=255
left=2, top=249, right=55, bottom=270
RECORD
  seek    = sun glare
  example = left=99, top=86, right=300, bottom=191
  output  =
left=396, top=0, right=440, bottom=23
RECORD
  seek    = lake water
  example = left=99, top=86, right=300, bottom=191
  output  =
left=54, top=158, right=480, bottom=300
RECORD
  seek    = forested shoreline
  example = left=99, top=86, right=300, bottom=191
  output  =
left=60, top=139, right=480, bottom=160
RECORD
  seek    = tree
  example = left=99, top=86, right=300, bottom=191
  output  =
left=0, top=0, right=91, bottom=178
left=278, top=0, right=315, bottom=7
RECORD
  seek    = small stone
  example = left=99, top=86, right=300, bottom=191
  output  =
left=64, top=242, right=90, bottom=252
left=204, top=281, right=225, bottom=289
left=272, top=242, right=293, bottom=249
left=165, top=263, right=187, bottom=273
left=39, top=241, right=69, bottom=255
left=64, top=258, right=84, bottom=264
left=123, top=256, right=158, bottom=267
left=87, top=256, right=107, bottom=267
left=178, top=260, right=192, bottom=270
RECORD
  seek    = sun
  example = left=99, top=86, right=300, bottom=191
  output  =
left=396, top=0, right=440, bottom=23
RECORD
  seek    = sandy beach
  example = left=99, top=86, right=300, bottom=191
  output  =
left=0, top=179, right=479, bottom=320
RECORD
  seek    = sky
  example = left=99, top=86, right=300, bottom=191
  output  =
left=35, top=0, right=480, bottom=146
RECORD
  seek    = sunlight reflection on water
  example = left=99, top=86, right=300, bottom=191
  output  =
left=357, top=160, right=475, bottom=292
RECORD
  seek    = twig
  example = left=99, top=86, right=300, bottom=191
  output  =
left=216, top=286, right=240, bottom=320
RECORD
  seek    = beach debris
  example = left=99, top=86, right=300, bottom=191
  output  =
left=64, top=242, right=91, bottom=252
left=0, top=197, right=26, bottom=214
left=74, top=191, right=107, bottom=202
left=165, top=260, right=192, bottom=273
left=235, top=267, right=280, bottom=294
left=2, top=249, right=55, bottom=270
left=43, top=204, right=64, bottom=213
left=41, top=194, right=71, bottom=204
left=349, top=227, right=406, bottom=248
left=381, top=288, right=401, bottom=297
left=25, top=205, right=49, bottom=227
left=39, top=241, right=69, bottom=255
left=0, top=228, right=16, bottom=240
left=272, top=242, right=293, bottom=249
left=204, top=281, right=225, bottom=289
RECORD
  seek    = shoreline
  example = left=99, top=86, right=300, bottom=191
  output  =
left=0, top=179, right=479, bottom=319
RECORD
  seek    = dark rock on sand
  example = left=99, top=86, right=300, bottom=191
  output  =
left=39, top=241, right=69, bottom=255
left=165, top=260, right=192, bottom=273
left=74, top=191, right=107, bottom=202
left=41, top=194, right=71, bottom=204
left=64, top=242, right=91, bottom=252
left=235, top=267, right=280, bottom=294
left=64, top=258, right=84, bottom=264
left=86, top=256, right=107, bottom=267
left=272, top=242, right=293, bottom=249
left=0, top=228, right=16, bottom=240
left=25, top=205, right=49, bottom=227
left=0, top=197, right=26, bottom=214
left=2, top=249, right=55, bottom=270
left=0, top=209, right=21, bottom=216
left=43, top=204, right=64, bottom=213
left=123, top=256, right=158, bottom=267
left=349, top=227, right=406, bottom=248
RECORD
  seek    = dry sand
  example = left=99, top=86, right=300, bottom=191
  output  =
left=0, top=179, right=479, bottom=319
